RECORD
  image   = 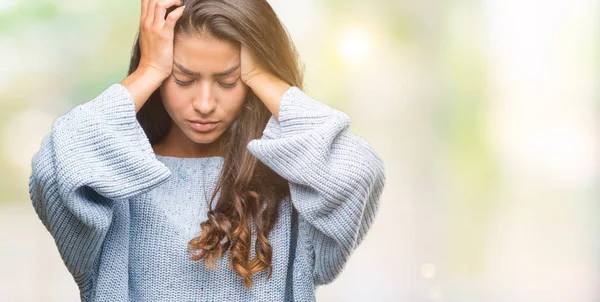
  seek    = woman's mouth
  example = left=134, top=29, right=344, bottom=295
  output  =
left=188, top=121, right=219, bottom=132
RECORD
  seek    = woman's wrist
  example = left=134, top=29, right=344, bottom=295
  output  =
left=121, top=67, right=168, bottom=112
left=245, top=71, right=291, bottom=120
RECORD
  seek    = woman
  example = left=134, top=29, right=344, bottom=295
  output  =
left=28, top=0, right=386, bottom=301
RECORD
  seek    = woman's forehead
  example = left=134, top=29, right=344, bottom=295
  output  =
left=173, top=35, right=240, bottom=76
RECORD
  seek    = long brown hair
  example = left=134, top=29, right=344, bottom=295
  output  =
left=127, top=0, right=304, bottom=289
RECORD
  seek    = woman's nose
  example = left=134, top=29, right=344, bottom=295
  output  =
left=191, top=81, right=217, bottom=115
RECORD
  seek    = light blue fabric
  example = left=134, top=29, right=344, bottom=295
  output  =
left=29, top=83, right=386, bottom=301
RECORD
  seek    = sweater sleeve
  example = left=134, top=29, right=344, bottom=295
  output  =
left=28, top=84, right=172, bottom=288
left=246, top=87, right=386, bottom=286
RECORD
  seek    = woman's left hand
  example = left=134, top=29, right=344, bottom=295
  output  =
left=240, top=44, right=267, bottom=85
left=239, top=44, right=291, bottom=120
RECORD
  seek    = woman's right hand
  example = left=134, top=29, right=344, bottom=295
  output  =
left=138, top=0, right=185, bottom=78
left=122, top=0, right=185, bottom=112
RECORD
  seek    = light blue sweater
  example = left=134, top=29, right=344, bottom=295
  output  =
left=29, top=83, right=386, bottom=301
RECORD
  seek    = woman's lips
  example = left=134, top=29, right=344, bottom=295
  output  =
left=189, top=121, right=219, bottom=132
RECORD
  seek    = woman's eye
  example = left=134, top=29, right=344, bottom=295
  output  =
left=219, top=80, right=238, bottom=89
left=174, top=78, right=194, bottom=86
left=174, top=78, right=237, bottom=88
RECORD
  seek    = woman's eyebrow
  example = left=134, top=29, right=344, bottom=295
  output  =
left=173, top=62, right=240, bottom=77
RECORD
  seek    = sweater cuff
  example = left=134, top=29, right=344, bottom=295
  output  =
left=52, top=83, right=172, bottom=201
left=246, top=86, right=351, bottom=185
left=258, top=86, right=348, bottom=141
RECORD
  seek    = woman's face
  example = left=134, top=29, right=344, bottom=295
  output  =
left=159, top=33, right=248, bottom=153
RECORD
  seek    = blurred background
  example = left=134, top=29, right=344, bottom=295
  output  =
left=1, top=0, right=599, bottom=301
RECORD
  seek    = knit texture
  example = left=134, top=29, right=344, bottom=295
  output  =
left=29, top=83, right=386, bottom=301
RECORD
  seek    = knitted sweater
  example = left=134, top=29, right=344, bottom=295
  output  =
left=28, top=83, right=386, bottom=301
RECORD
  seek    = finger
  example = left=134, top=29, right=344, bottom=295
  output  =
left=164, top=5, right=185, bottom=29
left=141, top=0, right=149, bottom=21
left=154, top=0, right=182, bottom=27
left=146, top=0, right=159, bottom=25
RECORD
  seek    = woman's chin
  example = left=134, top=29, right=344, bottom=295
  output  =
left=185, top=131, right=222, bottom=145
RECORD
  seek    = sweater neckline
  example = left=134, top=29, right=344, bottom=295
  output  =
left=155, top=154, right=224, bottom=161
left=155, top=154, right=225, bottom=172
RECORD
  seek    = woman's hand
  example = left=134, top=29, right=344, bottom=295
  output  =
left=138, top=0, right=185, bottom=78
left=122, top=0, right=185, bottom=112
left=240, top=44, right=267, bottom=85
left=240, top=44, right=291, bottom=120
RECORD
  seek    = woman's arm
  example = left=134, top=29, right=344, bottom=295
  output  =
left=243, top=71, right=290, bottom=121
left=30, top=0, right=184, bottom=294
left=246, top=84, right=386, bottom=286
left=29, top=84, right=172, bottom=291
left=121, top=66, right=167, bottom=112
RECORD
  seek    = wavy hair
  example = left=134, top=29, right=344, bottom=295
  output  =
left=127, top=0, right=304, bottom=289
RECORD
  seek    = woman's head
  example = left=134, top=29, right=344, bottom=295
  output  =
left=128, top=0, right=303, bottom=289
left=159, top=34, right=247, bottom=151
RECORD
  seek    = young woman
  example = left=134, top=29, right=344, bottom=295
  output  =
left=28, top=0, right=386, bottom=301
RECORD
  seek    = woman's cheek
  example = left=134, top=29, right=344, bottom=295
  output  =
left=235, top=84, right=249, bottom=105
left=232, top=89, right=248, bottom=114
left=160, top=84, right=185, bottom=114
